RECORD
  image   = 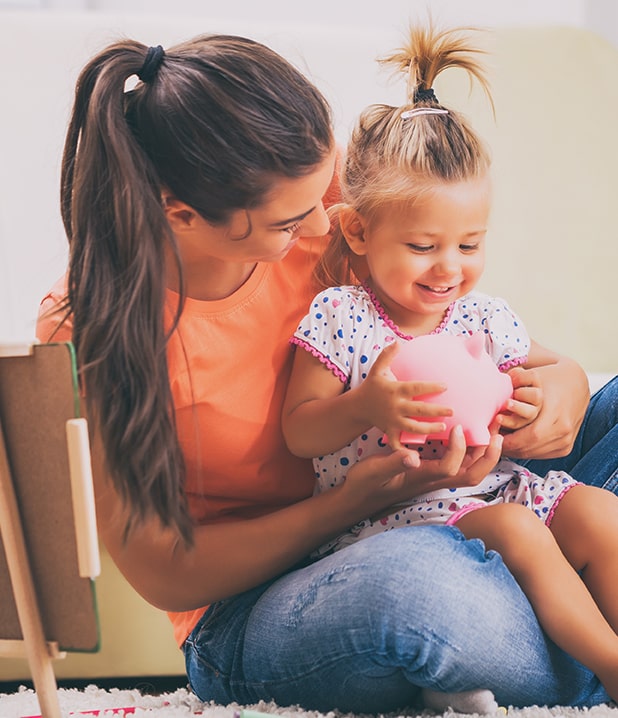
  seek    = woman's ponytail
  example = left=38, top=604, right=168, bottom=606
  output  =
left=62, top=42, right=191, bottom=544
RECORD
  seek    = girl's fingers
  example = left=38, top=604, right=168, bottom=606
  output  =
left=370, top=342, right=399, bottom=376
left=401, top=419, right=447, bottom=435
left=406, top=400, right=452, bottom=417
left=403, top=380, right=448, bottom=399
left=385, top=431, right=404, bottom=452
left=505, top=397, right=540, bottom=421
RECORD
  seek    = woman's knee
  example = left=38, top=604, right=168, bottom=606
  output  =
left=583, top=377, right=618, bottom=447
left=327, top=526, right=520, bottom=623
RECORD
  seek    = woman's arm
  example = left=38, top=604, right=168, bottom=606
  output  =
left=93, top=434, right=422, bottom=611
left=96, top=459, right=380, bottom=611
left=500, top=340, right=589, bottom=459
left=95, top=426, right=502, bottom=612
left=282, top=343, right=452, bottom=457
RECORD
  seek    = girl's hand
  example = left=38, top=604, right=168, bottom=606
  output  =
left=342, top=425, right=503, bottom=512
left=497, top=365, right=543, bottom=433
left=357, top=342, right=453, bottom=450
left=500, top=345, right=588, bottom=460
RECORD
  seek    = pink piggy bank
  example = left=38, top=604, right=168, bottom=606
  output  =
left=390, top=332, right=513, bottom=446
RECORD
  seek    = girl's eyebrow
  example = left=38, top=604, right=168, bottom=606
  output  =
left=268, top=207, right=315, bottom=228
left=403, top=228, right=487, bottom=237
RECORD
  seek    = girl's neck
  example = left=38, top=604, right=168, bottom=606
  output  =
left=398, top=313, right=449, bottom=337
left=363, top=280, right=449, bottom=338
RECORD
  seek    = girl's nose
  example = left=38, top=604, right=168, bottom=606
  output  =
left=434, top=251, right=460, bottom=277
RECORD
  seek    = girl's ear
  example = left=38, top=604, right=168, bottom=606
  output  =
left=339, top=206, right=368, bottom=256
left=162, top=193, right=199, bottom=232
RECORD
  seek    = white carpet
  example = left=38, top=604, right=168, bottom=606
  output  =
left=0, top=686, right=617, bottom=718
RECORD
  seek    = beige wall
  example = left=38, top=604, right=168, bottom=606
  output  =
left=1, top=12, right=616, bottom=370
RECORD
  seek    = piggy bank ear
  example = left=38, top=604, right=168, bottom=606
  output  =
left=464, top=332, right=486, bottom=359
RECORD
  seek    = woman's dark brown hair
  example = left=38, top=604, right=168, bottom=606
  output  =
left=60, top=34, right=333, bottom=544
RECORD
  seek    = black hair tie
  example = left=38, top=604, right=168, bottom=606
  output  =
left=138, top=45, right=165, bottom=83
left=414, top=87, right=438, bottom=103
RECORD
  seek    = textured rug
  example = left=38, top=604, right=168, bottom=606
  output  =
left=0, top=686, right=618, bottom=718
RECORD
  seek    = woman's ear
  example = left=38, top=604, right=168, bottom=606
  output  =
left=339, top=206, right=368, bottom=256
left=162, top=193, right=199, bottom=232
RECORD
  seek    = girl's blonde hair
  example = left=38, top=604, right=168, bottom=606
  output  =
left=315, top=24, right=493, bottom=289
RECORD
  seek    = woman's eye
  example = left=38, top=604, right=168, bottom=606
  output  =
left=281, top=221, right=302, bottom=234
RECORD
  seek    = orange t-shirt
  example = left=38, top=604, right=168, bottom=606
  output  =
left=36, top=174, right=340, bottom=647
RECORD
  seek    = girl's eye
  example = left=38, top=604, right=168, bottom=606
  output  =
left=407, top=244, right=433, bottom=253
left=460, top=243, right=479, bottom=252
left=281, top=221, right=302, bottom=234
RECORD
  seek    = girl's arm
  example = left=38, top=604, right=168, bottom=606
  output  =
left=500, top=339, right=588, bottom=459
left=282, top=343, right=452, bottom=457
left=282, top=347, right=372, bottom=456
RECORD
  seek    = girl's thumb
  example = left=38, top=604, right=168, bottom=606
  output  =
left=373, top=341, right=399, bottom=370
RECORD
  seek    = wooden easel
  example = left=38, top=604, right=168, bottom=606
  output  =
left=0, top=342, right=100, bottom=718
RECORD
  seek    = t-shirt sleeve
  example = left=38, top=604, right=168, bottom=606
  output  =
left=482, top=296, right=530, bottom=370
left=290, top=287, right=354, bottom=383
left=36, top=274, right=73, bottom=343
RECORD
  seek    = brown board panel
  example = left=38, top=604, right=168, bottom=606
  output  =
left=0, top=343, right=99, bottom=652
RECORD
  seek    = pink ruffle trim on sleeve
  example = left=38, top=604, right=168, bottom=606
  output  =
left=498, top=356, right=528, bottom=372
left=545, top=482, right=581, bottom=527
left=290, top=337, right=348, bottom=383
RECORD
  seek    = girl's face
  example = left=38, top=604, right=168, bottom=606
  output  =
left=348, top=175, right=490, bottom=334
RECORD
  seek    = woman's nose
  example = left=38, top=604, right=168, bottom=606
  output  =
left=302, top=203, right=330, bottom=237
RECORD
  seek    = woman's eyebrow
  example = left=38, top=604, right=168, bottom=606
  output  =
left=268, top=207, right=315, bottom=228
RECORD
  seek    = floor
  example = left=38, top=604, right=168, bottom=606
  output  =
left=0, top=673, right=188, bottom=696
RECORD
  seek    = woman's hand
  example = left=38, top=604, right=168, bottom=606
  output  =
left=499, top=343, right=589, bottom=460
left=342, top=425, right=503, bottom=511
left=497, top=365, right=543, bottom=432
left=357, top=342, right=453, bottom=450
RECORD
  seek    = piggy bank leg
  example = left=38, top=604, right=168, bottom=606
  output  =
left=400, top=432, right=427, bottom=445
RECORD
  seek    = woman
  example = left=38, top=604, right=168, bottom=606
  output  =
left=37, top=31, right=615, bottom=712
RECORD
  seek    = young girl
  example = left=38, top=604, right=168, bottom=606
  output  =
left=36, top=28, right=616, bottom=714
left=282, top=25, right=618, bottom=704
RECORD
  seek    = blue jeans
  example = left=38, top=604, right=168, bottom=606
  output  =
left=184, top=379, right=618, bottom=712
left=520, top=376, right=618, bottom=494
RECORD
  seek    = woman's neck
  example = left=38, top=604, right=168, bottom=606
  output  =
left=167, top=258, right=257, bottom=301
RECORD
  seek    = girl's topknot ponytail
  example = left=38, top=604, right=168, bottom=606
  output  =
left=380, top=23, right=493, bottom=113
